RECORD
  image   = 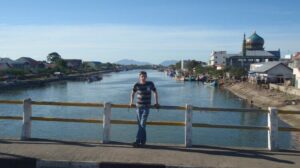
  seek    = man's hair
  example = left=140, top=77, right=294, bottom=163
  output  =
left=139, top=71, right=147, bottom=77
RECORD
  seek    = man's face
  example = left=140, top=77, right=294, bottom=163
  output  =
left=139, top=74, right=147, bottom=83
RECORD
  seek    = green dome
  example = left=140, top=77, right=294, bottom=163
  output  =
left=246, top=32, right=264, bottom=50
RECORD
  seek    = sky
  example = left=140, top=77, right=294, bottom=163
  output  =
left=0, top=0, right=299, bottom=64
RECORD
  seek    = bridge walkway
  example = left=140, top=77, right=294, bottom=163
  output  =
left=0, top=139, right=300, bottom=168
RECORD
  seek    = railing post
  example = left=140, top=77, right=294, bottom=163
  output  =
left=185, top=104, right=193, bottom=147
left=21, top=98, right=32, bottom=140
left=103, top=102, right=111, bottom=144
left=268, top=107, right=278, bottom=151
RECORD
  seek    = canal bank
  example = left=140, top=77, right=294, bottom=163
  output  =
left=225, top=81, right=300, bottom=149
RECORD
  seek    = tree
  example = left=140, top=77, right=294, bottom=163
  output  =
left=106, top=62, right=113, bottom=69
left=56, top=59, right=67, bottom=69
left=82, top=62, right=93, bottom=71
left=186, top=60, right=199, bottom=72
left=195, top=64, right=205, bottom=74
left=175, top=61, right=181, bottom=69
left=46, top=52, right=67, bottom=71
left=175, top=60, right=202, bottom=72
left=225, top=66, right=247, bottom=79
left=47, top=52, right=61, bottom=63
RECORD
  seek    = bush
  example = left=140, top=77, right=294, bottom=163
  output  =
left=0, top=69, right=28, bottom=77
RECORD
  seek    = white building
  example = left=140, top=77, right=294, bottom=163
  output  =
left=292, top=52, right=300, bottom=88
left=209, top=51, right=227, bottom=67
left=285, top=54, right=293, bottom=59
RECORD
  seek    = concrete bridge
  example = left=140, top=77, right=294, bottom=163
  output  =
left=1, top=139, right=300, bottom=168
left=0, top=99, right=300, bottom=167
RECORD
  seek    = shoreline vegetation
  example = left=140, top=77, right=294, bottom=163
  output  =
left=0, top=52, right=162, bottom=90
left=224, top=81, right=300, bottom=149
left=0, top=70, right=113, bottom=90
left=0, top=67, right=157, bottom=90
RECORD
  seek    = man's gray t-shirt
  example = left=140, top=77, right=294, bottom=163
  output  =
left=132, top=81, right=156, bottom=107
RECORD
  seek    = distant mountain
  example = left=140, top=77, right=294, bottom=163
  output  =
left=159, top=60, right=178, bottom=66
left=115, top=59, right=151, bottom=65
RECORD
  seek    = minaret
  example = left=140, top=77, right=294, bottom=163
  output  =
left=242, top=33, right=246, bottom=57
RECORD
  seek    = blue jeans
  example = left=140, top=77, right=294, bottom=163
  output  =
left=136, top=106, right=150, bottom=144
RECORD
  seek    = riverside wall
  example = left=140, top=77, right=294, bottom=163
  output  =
left=269, top=84, right=300, bottom=97
left=225, top=81, right=300, bottom=149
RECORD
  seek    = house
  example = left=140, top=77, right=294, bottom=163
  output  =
left=0, top=63, right=12, bottom=71
left=14, top=57, right=45, bottom=70
left=248, top=61, right=293, bottom=84
left=0, top=58, right=14, bottom=64
left=64, top=59, right=82, bottom=69
left=46, top=63, right=57, bottom=69
left=0, top=58, right=14, bottom=71
left=291, top=52, right=300, bottom=88
left=0, top=57, right=48, bottom=73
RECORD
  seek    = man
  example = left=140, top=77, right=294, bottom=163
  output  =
left=129, top=71, right=159, bottom=147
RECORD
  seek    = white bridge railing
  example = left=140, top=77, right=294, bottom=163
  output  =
left=1, top=99, right=300, bottom=151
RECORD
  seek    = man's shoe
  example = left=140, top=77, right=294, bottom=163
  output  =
left=132, top=142, right=140, bottom=147
left=139, top=141, right=146, bottom=147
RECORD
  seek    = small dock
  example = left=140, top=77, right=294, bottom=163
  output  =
left=0, top=139, right=300, bottom=168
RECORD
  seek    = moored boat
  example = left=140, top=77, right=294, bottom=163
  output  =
left=184, top=75, right=196, bottom=81
left=87, top=75, right=102, bottom=83
left=204, top=80, right=217, bottom=86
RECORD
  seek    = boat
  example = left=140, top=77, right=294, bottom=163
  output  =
left=204, top=80, right=217, bottom=86
left=87, top=75, right=102, bottom=83
left=184, top=75, right=196, bottom=81
left=174, top=76, right=184, bottom=81
left=164, top=69, right=176, bottom=77
left=197, top=75, right=207, bottom=82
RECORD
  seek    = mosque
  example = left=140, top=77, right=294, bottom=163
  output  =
left=209, top=32, right=281, bottom=69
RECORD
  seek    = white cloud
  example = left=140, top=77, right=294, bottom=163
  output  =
left=0, top=24, right=298, bottom=64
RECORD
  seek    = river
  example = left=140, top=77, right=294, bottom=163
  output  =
left=0, top=70, right=291, bottom=148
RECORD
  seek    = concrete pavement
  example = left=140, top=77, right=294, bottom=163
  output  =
left=0, top=139, right=300, bottom=168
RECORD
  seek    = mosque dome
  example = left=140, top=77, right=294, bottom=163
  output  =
left=246, top=32, right=264, bottom=50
